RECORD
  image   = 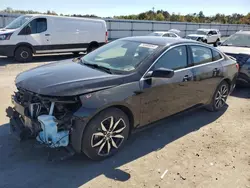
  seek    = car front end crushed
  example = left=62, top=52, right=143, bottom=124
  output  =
left=6, top=87, right=84, bottom=151
left=225, top=53, right=250, bottom=86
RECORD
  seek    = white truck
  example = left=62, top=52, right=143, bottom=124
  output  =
left=0, top=14, right=108, bottom=62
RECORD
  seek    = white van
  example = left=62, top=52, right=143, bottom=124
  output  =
left=0, top=14, right=108, bottom=62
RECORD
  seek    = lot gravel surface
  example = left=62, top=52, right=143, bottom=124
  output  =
left=0, top=55, right=250, bottom=188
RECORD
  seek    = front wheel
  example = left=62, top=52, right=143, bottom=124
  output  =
left=81, top=108, right=130, bottom=160
left=214, top=39, right=220, bottom=47
left=206, top=81, right=229, bottom=112
left=14, top=46, right=33, bottom=62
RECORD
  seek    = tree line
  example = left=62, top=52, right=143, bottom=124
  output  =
left=1, top=7, right=250, bottom=24
left=115, top=10, right=250, bottom=24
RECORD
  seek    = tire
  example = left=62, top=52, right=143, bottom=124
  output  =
left=214, top=39, right=220, bottom=47
left=206, top=81, right=229, bottom=112
left=82, top=108, right=130, bottom=161
left=87, top=43, right=99, bottom=53
left=14, top=46, right=33, bottom=62
left=197, top=38, right=203, bottom=42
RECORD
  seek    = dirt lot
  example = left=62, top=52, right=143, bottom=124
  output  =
left=0, top=55, right=250, bottom=188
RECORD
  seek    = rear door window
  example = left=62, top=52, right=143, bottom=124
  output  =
left=190, top=46, right=213, bottom=65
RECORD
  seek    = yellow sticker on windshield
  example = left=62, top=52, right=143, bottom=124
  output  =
left=139, top=43, right=158, bottom=49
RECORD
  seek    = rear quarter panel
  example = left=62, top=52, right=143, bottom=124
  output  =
left=220, top=55, right=238, bottom=83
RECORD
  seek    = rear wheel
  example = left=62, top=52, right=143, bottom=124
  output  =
left=214, top=39, right=220, bottom=47
left=87, top=43, right=99, bottom=53
left=206, top=81, right=229, bottom=112
left=82, top=108, right=130, bottom=160
left=14, top=46, right=33, bottom=62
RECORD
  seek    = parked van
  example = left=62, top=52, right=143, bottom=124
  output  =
left=0, top=14, right=108, bottom=62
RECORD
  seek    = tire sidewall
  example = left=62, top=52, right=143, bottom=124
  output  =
left=15, top=46, right=32, bottom=62
left=211, top=81, right=229, bottom=111
left=81, top=108, right=130, bottom=160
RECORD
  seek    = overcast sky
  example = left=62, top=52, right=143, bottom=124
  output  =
left=1, top=0, right=249, bottom=17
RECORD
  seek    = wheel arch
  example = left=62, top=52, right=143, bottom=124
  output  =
left=206, top=78, right=232, bottom=106
left=71, top=103, right=136, bottom=153
left=14, top=42, right=35, bottom=53
left=87, top=41, right=99, bottom=50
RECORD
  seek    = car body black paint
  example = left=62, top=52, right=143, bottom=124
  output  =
left=15, top=60, right=125, bottom=96
left=9, top=36, right=238, bottom=153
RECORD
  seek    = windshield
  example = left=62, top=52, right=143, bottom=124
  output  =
left=82, top=40, right=159, bottom=73
left=196, top=30, right=207, bottom=35
left=5, top=15, right=32, bottom=29
left=222, top=33, right=250, bottom=47
left=147, top=32, right=163, bottom=36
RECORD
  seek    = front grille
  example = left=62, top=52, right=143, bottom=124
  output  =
left=226, top=53, right=250, bottom=66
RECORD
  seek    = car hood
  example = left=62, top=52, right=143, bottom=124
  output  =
left=217, top=46, right=250, bottom=55
left=188, top=34, right=207, bottom=38
left=15, top=60, right=124, bottom=96
left=0, top=28, right=16, bottom=34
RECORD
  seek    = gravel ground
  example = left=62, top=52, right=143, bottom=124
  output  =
left=0, top=55, right=250, bottom=188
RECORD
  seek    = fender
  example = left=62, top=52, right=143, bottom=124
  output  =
left=15, top=42, right=35, bottom=53
left=70, top=82, right=141, bottom=153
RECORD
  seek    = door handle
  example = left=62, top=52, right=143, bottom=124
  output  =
left=45, top=34, right=50, bottom=36
left=213, top=68, right=220, bottom=76
left=183, top=75, right=192, bottom=82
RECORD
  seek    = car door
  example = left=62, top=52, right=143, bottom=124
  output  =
left=207, top=31, right=214, bottom=43
left=139, top=45, right=196, bottom=126
left=188, top=45, right=224, bottom=104
left=21, top=18, right=51, bottom=50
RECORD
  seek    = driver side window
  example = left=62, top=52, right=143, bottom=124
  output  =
left=153, top=46, right=187, bottom=70
left=19, top=18, right=47, bottom=35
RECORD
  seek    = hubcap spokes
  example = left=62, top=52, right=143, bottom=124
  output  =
left=215, top=85, right=228, bottom=109
left=91, top=116, right=126, bottom=156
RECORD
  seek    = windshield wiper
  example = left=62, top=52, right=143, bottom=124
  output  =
left=83, top=62, right=113, bottom=74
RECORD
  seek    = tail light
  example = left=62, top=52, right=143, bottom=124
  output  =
left=236, top=63, right=239, bottom=71
left=105, top=31, right=108, bottom=43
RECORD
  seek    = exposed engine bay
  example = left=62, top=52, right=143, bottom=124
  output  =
left=7, top=88, right=81, bottom=148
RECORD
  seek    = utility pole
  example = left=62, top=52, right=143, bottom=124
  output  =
left=152, top=7, right=155, bottom=13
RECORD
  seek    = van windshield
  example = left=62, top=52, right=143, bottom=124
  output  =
left=5, top=15, right=32, bottom=29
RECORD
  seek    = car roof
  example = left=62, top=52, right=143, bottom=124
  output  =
left=237, top=30, right=250, bottom=35
left=153, top=31, right=174, bottom=34
left=120, top=36, right=198, bottom=46
left=198, top=28, right=219, bottom=31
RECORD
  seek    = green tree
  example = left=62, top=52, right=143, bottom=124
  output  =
left=155, top=13, right=165, bottom=21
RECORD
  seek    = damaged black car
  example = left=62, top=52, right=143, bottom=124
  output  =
left=7, top=36, right=238, bottom=160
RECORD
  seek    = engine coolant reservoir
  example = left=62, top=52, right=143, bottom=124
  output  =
left=36, top=115, right=69, bottom=148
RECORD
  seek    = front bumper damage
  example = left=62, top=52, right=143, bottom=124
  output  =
left=6, top=90, right=82, bottom=160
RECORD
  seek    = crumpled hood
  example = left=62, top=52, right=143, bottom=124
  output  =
left=188, top=34, right=207, bottom=38
left=15, top=60, right=124, bottom=96
left=217, top=46, right=250, bottom=55
left=0, top=28, right=16, bottom=34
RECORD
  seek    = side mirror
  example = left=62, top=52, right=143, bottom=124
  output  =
left=145, top=68, right=174, bottom=78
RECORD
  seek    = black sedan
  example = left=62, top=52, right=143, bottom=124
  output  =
left=7, top=36, right=238, bottom=160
